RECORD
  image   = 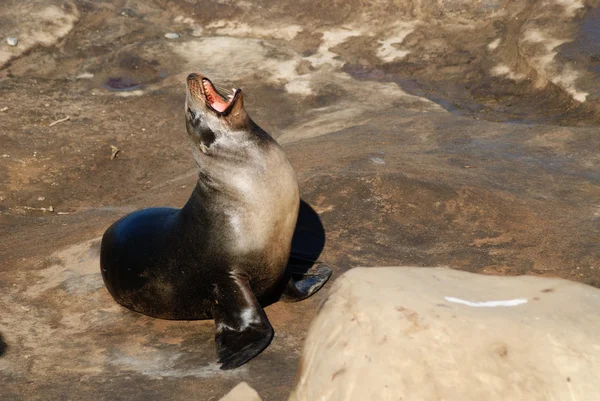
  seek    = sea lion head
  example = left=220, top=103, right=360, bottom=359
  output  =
left=185, top=72, right=253, bottom=151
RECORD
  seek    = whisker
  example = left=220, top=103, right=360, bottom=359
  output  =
left=196, top=68, right=218, bottom=76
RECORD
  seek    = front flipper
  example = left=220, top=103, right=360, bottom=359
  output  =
left=281, top=263, right=333, bottom=303
left=212, top=275, right=274, bottom=370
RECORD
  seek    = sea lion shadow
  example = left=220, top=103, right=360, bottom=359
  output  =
left=0, top=333, right=7, bottom=358
left=289, top=199, right=326, bottom=273
left=263, top=199, right=327, bottom=306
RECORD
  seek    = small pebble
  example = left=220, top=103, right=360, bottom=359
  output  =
left=7, top=37, right=18, bottom=46
left=120, top=8, right=136, bottom=17
left=164, top=32, right=180, bottom=39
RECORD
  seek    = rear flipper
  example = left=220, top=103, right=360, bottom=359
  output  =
left=212, top=275, right=274, bottom=370
left=281, top=263, right=333, bottom=303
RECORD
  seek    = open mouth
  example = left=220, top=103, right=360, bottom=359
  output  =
left=201, top=78, right=237, bottom=113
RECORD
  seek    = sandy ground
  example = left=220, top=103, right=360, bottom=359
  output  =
left=1, top=0, right=599, bottom=400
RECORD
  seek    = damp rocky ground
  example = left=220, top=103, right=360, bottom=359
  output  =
left=1, top=0, right=599, bottom=400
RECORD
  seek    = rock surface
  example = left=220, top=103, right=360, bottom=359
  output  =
left=0, top=0, right=79, bottom=67
left=290, top=267, right=600, bottom=401
left=1, top=0, right=600, bottom=400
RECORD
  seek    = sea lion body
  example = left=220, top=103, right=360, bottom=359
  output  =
left=100, top=140, right=299, bottom=320
left=100, top=73, right=329, bottom=370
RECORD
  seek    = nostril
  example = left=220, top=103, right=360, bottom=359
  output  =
left=187, top=73, right=197, bottom=80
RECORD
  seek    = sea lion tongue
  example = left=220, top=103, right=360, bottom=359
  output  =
left=202, top=79, right=231, bottom=113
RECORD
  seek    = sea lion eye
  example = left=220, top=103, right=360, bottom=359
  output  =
left=188, top=108, right=197, bottom=120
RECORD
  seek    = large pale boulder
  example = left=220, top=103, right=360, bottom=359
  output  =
left=289, top=267, right=600, bottom=401
left=219, top=382, right=262, bottom=401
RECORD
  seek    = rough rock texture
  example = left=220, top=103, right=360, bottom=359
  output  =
left=1, top=0, right=600, bottom=400
left=0, top=0, right=80, bottom=68
left=290, top=267, right=600, bottom=401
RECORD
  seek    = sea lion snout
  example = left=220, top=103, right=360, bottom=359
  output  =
left=186, top=73, right=240, bottom=116
left=185, top=72, right=249, bottom=137
left=186, top=72, right=205, bottom=83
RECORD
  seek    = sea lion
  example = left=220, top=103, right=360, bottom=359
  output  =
left=100, top=72, right=332, bottom=370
